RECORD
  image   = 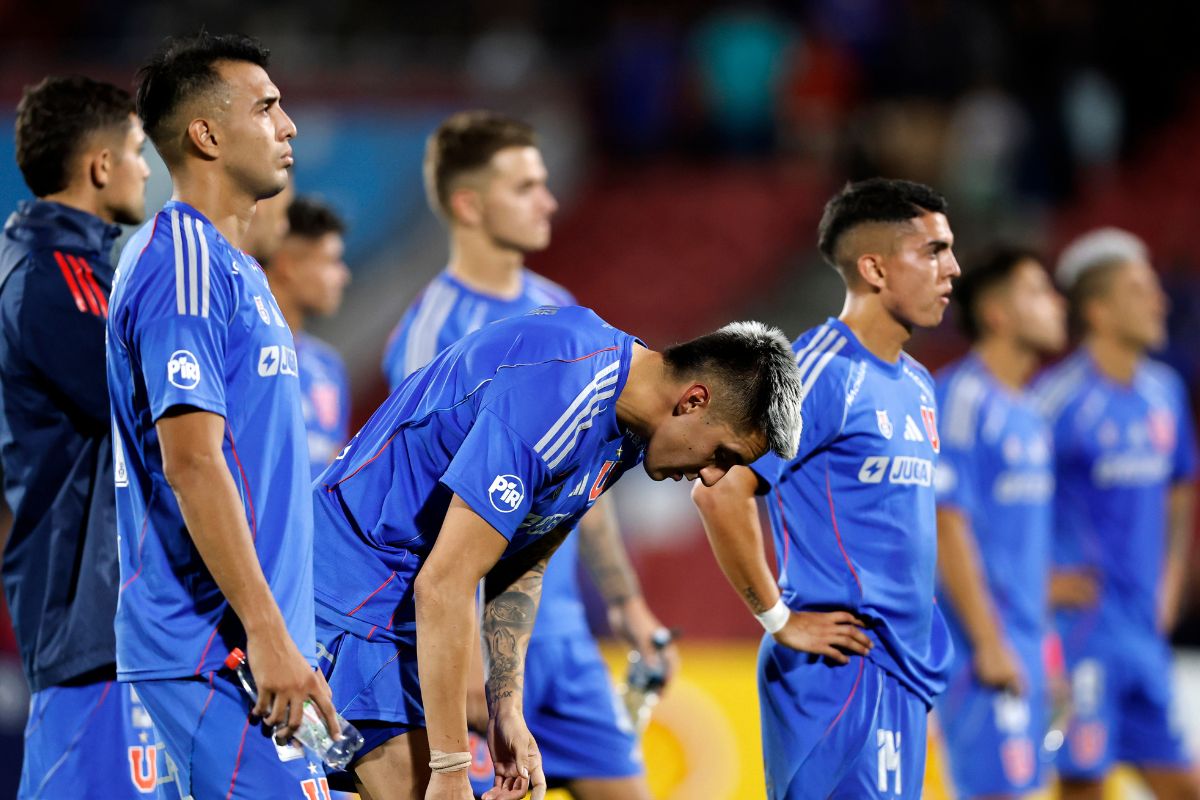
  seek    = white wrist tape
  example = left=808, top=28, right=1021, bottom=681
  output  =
left=755, top=598, right=790, bottom=634
left=429, top=749, right=472, bottom=773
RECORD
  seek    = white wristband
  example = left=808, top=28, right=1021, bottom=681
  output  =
left=755, top=598, right=790, bottom=634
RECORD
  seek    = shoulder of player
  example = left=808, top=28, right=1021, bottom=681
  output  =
left=936, top=359, right=992, bottom=447
left=1138, top=357, right=1189, bottom=405
left=899, top=351, right=935, bottom=394
left=523, top=270, right=575, bottom=306
left=1, top=245, right=109, bottom=322
left=114, top=206, right=238, bottom=309
left=301, top=334, right=346, bottom=367
left=1030, top=352, right=1091, bottom=421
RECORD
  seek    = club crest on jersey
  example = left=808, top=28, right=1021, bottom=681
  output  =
left=921, top=405, right=940, bottom=453
left=1148, top=409, right=1176, bottom=453
left=876, top=410, right=894, bottom=439
left=253, top=295, right=271, bottom=325
left=167, top=350, right=200, bottom=390
left=489, top=474, right=524, bottom=513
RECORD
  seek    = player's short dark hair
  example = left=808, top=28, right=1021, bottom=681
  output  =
left=287, top=196, right=345, bottom=240
left=136, top=32, right=270, bottom=159
left=954, top=245, right=1043, bottom=341
left=663, top=321, right=803, bottom=459
left=424, top=110, right=537, bottom=219
left=14, top=76, right=135, bottom=197
left=817, top=178, right=948, bottom=272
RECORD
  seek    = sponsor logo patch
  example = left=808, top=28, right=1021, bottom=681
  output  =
left=167, top=350, right=201, bottom=390
left=489, top=474, right=524, bottom=513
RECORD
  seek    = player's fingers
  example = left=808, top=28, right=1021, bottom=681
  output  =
left=833, top=611, right=864, bottom=626
left=528, top=763, right=547, bottom=800
left=310, top=684, right=342, bottom=740
left=251, top=689, right=271, bottom=720
left=837, top=633, right=872, bottom=655
left=822, top=646, right=849, bottom=665
left=846, top=629, right=873, bottom=650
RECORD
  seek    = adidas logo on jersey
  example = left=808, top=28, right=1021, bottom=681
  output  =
left=903, top=415, right=925, bottom=442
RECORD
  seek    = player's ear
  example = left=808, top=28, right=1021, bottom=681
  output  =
left=89, top=147, right=112, bottom=190
left=675, top=383, right=712, bottom=415
left=857, top=253, right=886, bottom=290
left=186, top=117, right=220, bottom=160
left=448, top=187, right=483, bottom=227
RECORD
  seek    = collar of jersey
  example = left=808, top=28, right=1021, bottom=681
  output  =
left=826, top=317, right=903, bottom=377
left=9, top=199, right=121, bottom=258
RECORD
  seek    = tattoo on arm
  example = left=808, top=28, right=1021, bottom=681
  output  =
left=742, top=585, right=768, bottom=614
left=482, top=562, right=543, bottom=707
left=578, top=505, right=641, bottom=607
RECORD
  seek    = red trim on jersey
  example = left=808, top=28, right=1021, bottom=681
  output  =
left=821, top=656, right=865, bottom=738
left=73, top=255, right=109, bottom=316
left=52, top=251, right=88, bottom=313
left=119, top=513, right=152, bottom=593
left=825, top=464, right=862, bottom=593
left=774, top=489, right=790, bottom=574
left=194, top=626, right=221, bottom=675
left=226, top=425, right=258, bottom=541
left=347, top=572, right=397, bottom=617
left=366, top=607, right=399, bottom=641
left=65, top=253, right=101, bottom=315
left=225, top=718, right=252, bottom=799
left=330, top=346, right=622, bottom=491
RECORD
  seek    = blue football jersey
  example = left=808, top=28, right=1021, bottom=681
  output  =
left=107, top=200, right=316, bottom=679
left=1034, top=351, right=1198, bottom=641
left=297, top=333, right=350, bottom=478
left=750, top=318, right=952, bottom=705
left=383, top=269, right=585, bottom=639
left=315, top=306, right=643, bottom=641
left=382, top=269, right=574, bottom=392
left=935, top=354, right=1054, bottom=659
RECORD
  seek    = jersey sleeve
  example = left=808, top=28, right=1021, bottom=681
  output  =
left=933, top=380, right=978, bottom=512
left=749, top=361, right=844, bottom=488
left=439, top=408, right=550, bottom=540
left=1171, top=381, right=1198, bottom=483
left=18, top=256, right=111, bottom=428
left=126, top=253, right=236, bottom=422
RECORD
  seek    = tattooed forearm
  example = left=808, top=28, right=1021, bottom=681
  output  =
left=482, top=569, right=542, bottom=708
left=742, top=585, right=768, bottom=614
left=577, top=498, right=641, bottom=607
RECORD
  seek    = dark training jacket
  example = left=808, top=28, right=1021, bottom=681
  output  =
left=0, top=199, right=121, bottom=692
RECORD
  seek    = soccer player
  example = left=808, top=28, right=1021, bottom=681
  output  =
left=0, top=75, right=155, bottom=799
left=315, top=306, right=803, bottom=800
left=933, top=248, right=1066, bottom=799
left=692, top=178, right=960, bottom=799
left=1035, top=228, right=1199, bottom=800
left=262, top=197, right=351, bottom=477
left=106, top=33, right=340, bottom=798
left=384, top=110, right=674, bottom=800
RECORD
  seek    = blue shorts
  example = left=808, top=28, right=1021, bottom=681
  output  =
left=758, top=637, right=928, bottom=800
left=314, top=614, right=424, bottom=760
left=935, top=657, right=1048, bottom=798
left=19, top=679, right=158, bottom=799
left=468, top=636, right=642, bottom=795
left=1056, top=636, right=1190, bottom=779
left=134, top=674, right=330, bottom=800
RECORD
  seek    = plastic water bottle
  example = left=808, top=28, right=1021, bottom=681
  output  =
left=224, top=648, right=364, bottom=769
left=619, top=628, right=674, bottom=735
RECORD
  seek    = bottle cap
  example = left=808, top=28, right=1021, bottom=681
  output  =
left=224, top=648, right=246, bottom=670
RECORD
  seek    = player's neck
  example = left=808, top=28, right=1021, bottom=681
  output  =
left=170, top=169, right=256, bottom=249
left=447, top=232, right=524, bottom=299
left=974, top=337, right=1037, bottom=391
left=40, top=186, right=112, bottom=225
left=1085, top=335, right=1142, bottom=385
left=838, top=295, right=909, bottom=363
left=615, top=345, right=664, bottom=440
left=272, top=289, right=306, bottom=335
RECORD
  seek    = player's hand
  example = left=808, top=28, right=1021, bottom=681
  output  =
left=484, top=707, right=546, bottom=800
left=608, top=596, right=680, bottom=688
left=1049, top=569, right=1099, bottom=609
left=425, top=769, right=474, bottom=800
left=245, top=623, right=339, bottom=745
left=973, top=638, right=1024, bottom=694
left=772, top=611, right=873, bottom=665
